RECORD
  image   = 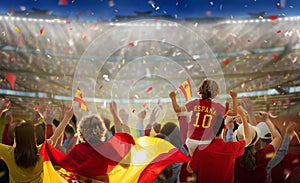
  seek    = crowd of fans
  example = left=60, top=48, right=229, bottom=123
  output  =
left=0, top=78, right=299, bottom=182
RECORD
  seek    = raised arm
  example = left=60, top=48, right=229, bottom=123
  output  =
left=259, top=112, right=282, bottom=152
left=0, top=98, right=11, bottom=117
left=48, top=107, right=74, bottom=146
left=169, top=91, right=186, bottom=113
left=241, top=96, right=257, bottom=126
left=226, top=90, right=238, bottom=116
left=237, top=106, right=252, bottom=146
left=110, top=101, right=130, bottom=134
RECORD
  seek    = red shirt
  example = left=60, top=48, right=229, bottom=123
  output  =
left=234, top=144, right=275, bottom=183
left=189, top=139, right=245, bottom=183
left=185, top=99, right=227, bottom=140
left=271, top=153, right=300, bottom=183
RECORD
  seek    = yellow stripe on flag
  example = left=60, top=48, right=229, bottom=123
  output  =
left=108, top=136, right=175, bottom=183
left=43, top=161, right=68, bottom=183
left=179, top=79, right=192, bottom=101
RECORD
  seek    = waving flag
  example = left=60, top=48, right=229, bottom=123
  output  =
left=73, top=87, right=89, bottom=111
left=40, top=133, right=190, bottom=183
left=179, top=79, right=192, bottom=101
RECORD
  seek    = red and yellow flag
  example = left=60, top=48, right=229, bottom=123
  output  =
left=40, top=133, right=190, bottom=183
left=179, top=79, right=192, bottom=101
left=73, top=87, right=89, bottom=111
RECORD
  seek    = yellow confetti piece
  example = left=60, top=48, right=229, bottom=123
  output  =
left=151, top=46, right=155, bottom=50
left=109, top=85, right=112, bottom=90
left=145, top=51, right=150, bottom=56
left=143, top=60, right=147, bottom=64
left=187, top=59, right=191, bottom=64
left=14, top=26, right=22, bottom=33
left=56, top=77, right=59, bottom=80
left=118, top=64, right=121, bottom=69
left=122, top=59, right=125, bottom=65
left=155, top=6, right=160, bottom=11
left=151, top=4, right=155, bottom=8
left=258, top=55, right=264, bottom=59
left=258, top=16, right=263, bottom=19
left=265, top=152, right=275, bottom=159
left=292, top=158, right=299, bottom=164
left=64, top=85, right=70, bottom=89
left=154, top=66, right=158, bottom=70
left=194, top=22, right=198, bottom=27
left=284, top=74, right=290, bottom=80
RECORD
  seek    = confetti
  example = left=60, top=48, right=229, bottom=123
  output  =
left=206, top=11, right=212, bottom=16
left=108, top=0, right=115, bottom=7
left=265, top=152, right=275, bottom=159
left=82, top=35, right=87, bottom=41
left=292, top=56, right=298, bottom=63
left=9, top=52, right=13, bottom=62
left=66, top=20, right=71, bottom=24
left=17, top=36, right=22, bottom=44
left=14, top=27, right=22, bottom=33
left=221, top=59, right=230, bottom=65
left=276, top=30, right=282, bottom=33
left=6, top=73, right=16, bottom=90
left=145, top=87, right=153, bottom=94
left=58, top=0, right=69, bottom=6
left=131, top=109, right=135, bottom=113
left=40, top=27, right=44, bottom=35
left=267, top=111, right=278, bottom=118
left=268, top=15, right=278, bottom=21
left=19, top=6, right=26, bottom=11
left=99, top=85, right=103, bottom=89
left=142, top=103, right=149, bottom=110
left=128, top=42, right=135, bottom=47
left=272, top=54, right=279, bottom=61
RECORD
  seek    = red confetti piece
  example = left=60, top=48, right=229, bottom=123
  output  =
left=276, top=30, right=282, bottom=33
left=40, top=27, right=44, bottom=35
left=142, top=103, right=149, bottom=110
left=58, top=0, right=69, bottom=6
left=66, top=20, right=71, bottom=24
left=17, top=36, right=22, bottom=44
left=82, top=35, right=87, bottom=41
left=155, top=18, right=160, bottom=21
left=145, top=87, right=153, bottom=93
left=99, top=85, right=103, bottom=89
left=128, top=42, right=135, bottom=47
left=272, top=54, right=279, bottom=61
left=157, top=99, right=160, bottom=105
left=268, top=15, right=278, bottom=21
left=221, top=59, right=230, bottom=65
left=65, top=47, right=69, bottom=53
left=267, top=111, right=278, bottom=118
left=247, top=39, right=251, bottom=42
left=272, top=99, right=275, bottom=104
left=6, top=73, right=16, bottom=90
left=131, top=109, right=135, bottom=113
left=206, top=11, right=212, bottom=16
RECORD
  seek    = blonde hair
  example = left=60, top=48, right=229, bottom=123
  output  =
left=77, top=115, right=107, bottom=144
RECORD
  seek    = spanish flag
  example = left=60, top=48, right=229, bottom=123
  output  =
left=73, top=87, right=89, bottom=111
left=179, top=79, right=192, bottom=101
left=40, top=133, right=190, bottom=183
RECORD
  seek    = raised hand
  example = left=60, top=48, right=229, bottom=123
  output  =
left=43, top=105, right=56, bottom=125
left=229, top=90, right=237, bottom=98
left=169, top=91, right=177, bottom=99
left=119, top=108, right=129, bottom=125
left=137, top=110, right=146, bottom=120
left=149, top=105, right=161, bottom=124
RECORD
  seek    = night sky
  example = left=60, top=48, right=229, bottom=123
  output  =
left=0, top=0, right=299, bottom=20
